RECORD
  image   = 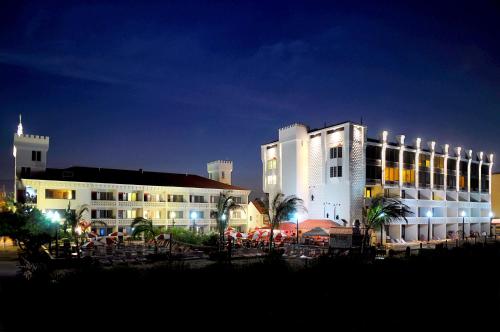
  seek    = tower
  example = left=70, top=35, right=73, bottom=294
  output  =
left=13, top=115, right=50, bottom=201
left=207, top=160, right=233, bottom=185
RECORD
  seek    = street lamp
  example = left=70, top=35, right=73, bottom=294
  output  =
left=426, top=210, right=433, bottom=243
left=293, top=212, right=299, bottom=245
left=190, top=211, right=198, bottom=233
left=379, top=212, right=385, bottom=247
left=461, top=210, right=466, bottom=240
left=46, top=211, right=61, bottom=257
left=488, top=211, right=493, bottom=238
left=323, top=202, right=331, bottom=218
left=333, top=203, right=341, bottom=222
left=169, top=211, right=176, bottom=258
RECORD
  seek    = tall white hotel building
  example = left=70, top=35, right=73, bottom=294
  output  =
left=13, top=119, right=250, bottom=235
left=261, top=122, right=494, bottom=242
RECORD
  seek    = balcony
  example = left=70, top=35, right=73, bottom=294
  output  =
left=91, top=200, right=116, bottom=207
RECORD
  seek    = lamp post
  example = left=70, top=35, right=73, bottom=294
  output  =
left=47, top=211, right=61, bottom=258
left=379, top=212, right=385, bottom=247
left=323, top=202, right=331, bottom=218
left=190, top=211, right=198, bottom=234
left=293, top=212, right=299, bottom=245
left=426, top=210, right=433, bottom=243
left=169, top=211, right=176, bottom=258
left=333, top=203, right=341, bottom=222
left=461, top=210, right=466, bottom=241
left=489, top=211, right=494, bottom=238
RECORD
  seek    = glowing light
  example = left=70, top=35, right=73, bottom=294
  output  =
left=169, top=211, right=176, bottom=219
left=221, top=214, right=226, bottom=221
left=190, top=211, right=198, bottom=219
left=17, top=114, right=23, bottom=136
left=293, top=212, right=299, bottom=222
left=75, top=226, right=82, bottom=235
left=461, top=211, right=466, bottom=217
left=489, top=212, right=494, bottom=218
left=426, top=210, right=433, bottom=218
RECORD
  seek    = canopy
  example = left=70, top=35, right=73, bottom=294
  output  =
left=302, top=227, right=329, bottom=237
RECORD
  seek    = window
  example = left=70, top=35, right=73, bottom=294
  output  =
left=168, top=211, right=183, bottom=219
left=364, top=187, right=372, bottom=198
left=189, top=211, right=204, bottom=219
left=232, top=211, right=242, bottom=219
left=31, top=151, right=41, bottom=162
left=385, top=167, right=399, bottom=183
left=91, top=210, right=113, bottom=219
left=419, top=154, right=430, bottom=168
left=329, top=146, right=342, bottom=159
left=20, top=167, right=31, bottom=177
left=367, top=145, right=382, bottom=160
left=45, top=189, right=75, bottom=200
left=91, top=192, right=114, bottom=201
left=221, top=171, right=225, bottom=179
left=190, top=195, right=205, bottom=203
left=385, top=148, right=399, bottom=163
left=267, top=175, right=277, bottom=185
left=168, top=195, right=184, bottom=202
left=267, top=158, right=277, bottom=170
left=329, top=166, right=342, bottom=178
left=402, top=169, right=415, bottom=185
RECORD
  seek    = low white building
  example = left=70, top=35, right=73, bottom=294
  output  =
left=13, top=118, right=250, bottom=235
left=261, top=121, right=494, bottom=243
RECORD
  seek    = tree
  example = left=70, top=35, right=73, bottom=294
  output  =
left=131, top=217, right=159, bottom=253
left=213, top=192, right=244, bottom=252
left=0, top=205, right=53, bottom=257
left=264, top=193, right=305, bottom=253
left=63, top=202, right=89, bottom=259
left=362, top=195, right=412, bottom=251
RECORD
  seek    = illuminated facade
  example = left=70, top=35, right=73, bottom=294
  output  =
left=261, top=122, right=494, bottom=243
left=13, top=118, right=250, bottom=235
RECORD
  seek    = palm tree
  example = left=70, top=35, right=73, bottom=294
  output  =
left=362, top=195, right=412, bottom=251
left=213, top=192, right=244, bottom=252
left=63, top=202, right=89, bottom=259
left=131, top=217, right=159, bottom=253
left=264, top=193, right=305, bottom=252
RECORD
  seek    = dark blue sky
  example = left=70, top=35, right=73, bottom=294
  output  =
left=1, top=0, right=499, bottom=194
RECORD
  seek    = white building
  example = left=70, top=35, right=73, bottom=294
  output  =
left=261, top=122, right=494, bottom=243
left=13, top=118, right=250, bottom=235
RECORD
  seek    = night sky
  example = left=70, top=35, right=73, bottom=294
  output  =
left=1, top=0, right=499, bottom=195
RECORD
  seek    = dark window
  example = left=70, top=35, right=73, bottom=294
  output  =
left=385, top=148, right=399, bottom=163
left=337, top=166, right=342, bottom=177
left=31, top=151, right=41, bottom=161
left=366, top=165, right=382, bottom=182
left=338, top=147, right=342, bottom=158
left=330, top=167, right=334, bottom=178
left=366, top=145, right=382, bottom=160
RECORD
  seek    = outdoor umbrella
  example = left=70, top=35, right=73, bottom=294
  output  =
left=156, top=234, right=170, bottom=241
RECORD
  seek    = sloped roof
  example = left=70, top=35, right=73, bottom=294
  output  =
left=23, top=166, right=248, bottom=191
left=302, top=227, right=330, bottom=237
left=251, top=199, right=267, bottom=214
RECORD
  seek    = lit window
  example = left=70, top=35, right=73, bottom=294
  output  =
left=45, top=189, right=75, bottom=200
left=267, top=175, right=277, bottom=185
left=267, top=158, right=277, bottom=170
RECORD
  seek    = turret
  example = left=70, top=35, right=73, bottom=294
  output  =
left=207, top=160, right=233, bottom=185
left=13, top=115, right=50, bottom=200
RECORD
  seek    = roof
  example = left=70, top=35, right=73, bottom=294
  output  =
left=251, top=199, right=267, bottom=214
left=262, top=121, right=361, bottom=146
left=22, top=166, right=248, bottom=191
left=302, top=227, right=330, bottom=237
left=280, top=219, right=337, bottom=231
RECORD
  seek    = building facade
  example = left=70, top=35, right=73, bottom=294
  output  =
left=261, top=122, right=494, bottom=242
left=14, top=119, right=250, bottom=235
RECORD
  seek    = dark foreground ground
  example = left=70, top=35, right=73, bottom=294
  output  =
left=1, top=244, right=499, bottom=331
